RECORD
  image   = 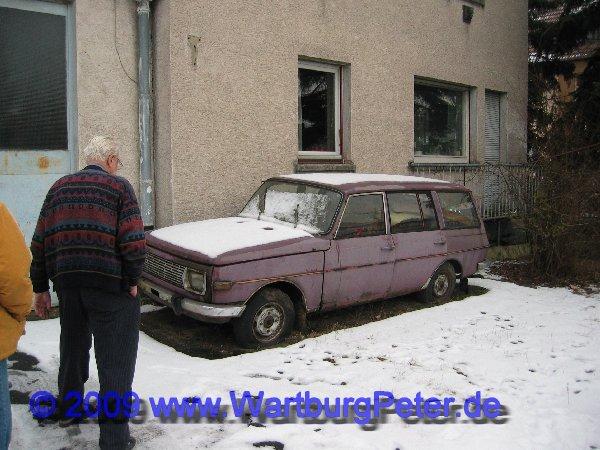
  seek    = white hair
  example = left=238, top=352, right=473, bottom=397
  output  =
left=83, top=135, right=118, bottom=164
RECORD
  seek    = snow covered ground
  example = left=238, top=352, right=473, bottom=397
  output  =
left=9, top=278, right=600, bottom=449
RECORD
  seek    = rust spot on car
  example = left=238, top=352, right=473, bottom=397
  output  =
left=2, top=153, right=9, bottom=172
left=38, top=156, right=50, bottom=170
left=358, top=291, right=375, bottom=302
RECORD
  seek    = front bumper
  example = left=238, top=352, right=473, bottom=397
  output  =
left=139, top=278, right=246, bottom=324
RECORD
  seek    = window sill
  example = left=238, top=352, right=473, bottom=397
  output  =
left=298, top=152, right=343, bottom=160
left=408, top=161, right=482, bottom=169
left=294, top=160, right=356, bottom=173
left=411, top=155, right=470, bottom=165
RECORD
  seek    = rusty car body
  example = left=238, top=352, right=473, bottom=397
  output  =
left=139, top=173, right=489, bottom=346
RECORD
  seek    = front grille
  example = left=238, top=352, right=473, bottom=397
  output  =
left=144, top=252, right=186, bottom=289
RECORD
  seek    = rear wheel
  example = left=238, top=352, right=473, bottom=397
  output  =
left=233, top=288, right=295, bottom=347
left=422, top=263, right=456, bottom=304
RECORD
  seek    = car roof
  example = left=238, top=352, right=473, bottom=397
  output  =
left=274, top=173, right=468, bottom=194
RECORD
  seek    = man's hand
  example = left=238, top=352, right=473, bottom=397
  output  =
left=34, top=291, right=52, bottom=319
left=129, top=285, right=138, bottom=298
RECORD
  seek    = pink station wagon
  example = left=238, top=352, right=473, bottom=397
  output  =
left=139, top=173, right=489, bottom=346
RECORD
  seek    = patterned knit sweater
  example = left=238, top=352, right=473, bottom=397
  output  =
left=30, top=165, right=147, bottom=294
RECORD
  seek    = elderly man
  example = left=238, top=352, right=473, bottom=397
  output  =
left=30, top=136, right=146, bottom=450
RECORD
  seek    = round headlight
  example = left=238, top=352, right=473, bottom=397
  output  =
left=183, top=269, right=206, bottom=294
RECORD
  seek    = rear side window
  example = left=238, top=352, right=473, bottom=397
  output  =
left=388, top=193, right=423, bottom=233
left=388, top=192, right=439, bottom=233
left=438, top=192, right=480, bottom=229
left=336, top=194, right=386, bottom=239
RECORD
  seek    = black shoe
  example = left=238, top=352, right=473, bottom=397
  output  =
left=36, top=408, right=64, bottom=426
left=58, top=415, right=86, bottom=427
left=57, top=399, right=96, bottom=427
left=127, top=436, right=136, bottom=449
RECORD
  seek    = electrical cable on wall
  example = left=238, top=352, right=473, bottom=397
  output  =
left=114, top=0, right=137, bottom=84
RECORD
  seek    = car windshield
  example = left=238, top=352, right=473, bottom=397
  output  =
left=239, top=180, right=343, bottom=234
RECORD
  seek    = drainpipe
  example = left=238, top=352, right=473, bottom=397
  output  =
left=135, top=0, right=155, bottom=228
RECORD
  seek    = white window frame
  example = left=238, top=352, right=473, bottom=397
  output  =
left=298, top=60, right=342, bottom=159
left=413, top=78, right=470, bottom=165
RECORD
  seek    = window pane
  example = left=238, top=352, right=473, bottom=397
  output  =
left=337, top=195, right=386, bottom=239
left=298, top=67, right=336, bottom=152
left=438, top=192, right=479, bottom=229
left=414, top=83, right=465, bottom=157
left=388, top=193, right=423, bottom=233
left=418, top=193, right=439, bottom=230
left=240, top=181, right=342, bottom=234
left=0, top=7, right=67, bottom=150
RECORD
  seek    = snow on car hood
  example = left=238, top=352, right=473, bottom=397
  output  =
left=148, top=217, right=329, bottom=265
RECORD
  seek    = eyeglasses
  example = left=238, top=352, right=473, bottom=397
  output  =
left=110, top=154, right=123, bottom=168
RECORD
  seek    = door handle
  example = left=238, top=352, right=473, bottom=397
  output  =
left=434, top=238, right=446, bottom=245
left=381, top=245, right=395, bottom=251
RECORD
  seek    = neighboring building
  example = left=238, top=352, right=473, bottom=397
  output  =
left=0, top=0, right=528, bottom=240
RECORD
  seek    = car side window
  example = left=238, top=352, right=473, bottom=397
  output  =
left=387, top=193, right=423, bottom=233
left=418, top=193, right=439, bottom=231
left=336, top=194, right=386, bottom=239
left=387, top=192, right=439, bottom=233
left=437, top=191, right=480, bottom=229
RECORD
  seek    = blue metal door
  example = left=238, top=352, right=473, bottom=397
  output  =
left=0, top=0, right=76, bottom=242
left=0, top=0, right=76, bottom=302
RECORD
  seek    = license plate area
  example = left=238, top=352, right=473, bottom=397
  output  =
left=140, top=279, right=174, bottom=306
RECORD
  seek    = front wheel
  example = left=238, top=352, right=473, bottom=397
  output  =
left=233, top=288, right=295, bottom=347
left=422, top=262, right=456, bottom=304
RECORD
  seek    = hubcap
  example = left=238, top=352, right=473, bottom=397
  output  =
left=253, top=303, right=284, bottom=340
left=433, top=274, right=449, bottom=297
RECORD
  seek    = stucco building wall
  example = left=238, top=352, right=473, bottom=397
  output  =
left=71, top=0, right=528, bottom=228
left=74, top=0, right=140, bottom=189
left=156, top=0, right=528, bottom=226
left=152, top=0, right=174, bottom=226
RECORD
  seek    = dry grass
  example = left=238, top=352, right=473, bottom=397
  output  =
left=139, top=285, right=488, bottom=359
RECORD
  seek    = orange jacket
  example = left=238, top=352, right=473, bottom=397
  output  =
left=0, top=202, right=33, bottom=360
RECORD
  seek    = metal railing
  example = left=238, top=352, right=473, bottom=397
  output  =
left=407, top=163, right=538, bottom=220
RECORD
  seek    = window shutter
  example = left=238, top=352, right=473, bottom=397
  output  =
left=484, top=91, right=501, bottom=164
left=0, top=6, right=67, bottom=150
left=484, top=91, right=501, bottom=215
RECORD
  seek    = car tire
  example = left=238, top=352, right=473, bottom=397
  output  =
left=422, top=262, right=456, bottom=304
left=233, top=288, right=295, bottom=347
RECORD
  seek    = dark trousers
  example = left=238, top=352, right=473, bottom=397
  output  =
left=57, top=288, right=140, bottom=450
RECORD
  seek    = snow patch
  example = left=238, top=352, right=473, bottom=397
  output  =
left=280, top=172, right=450, bottom=186
left=150, top=217, right=313, bottom=258
left=10, top=279, right=600, bottom=449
